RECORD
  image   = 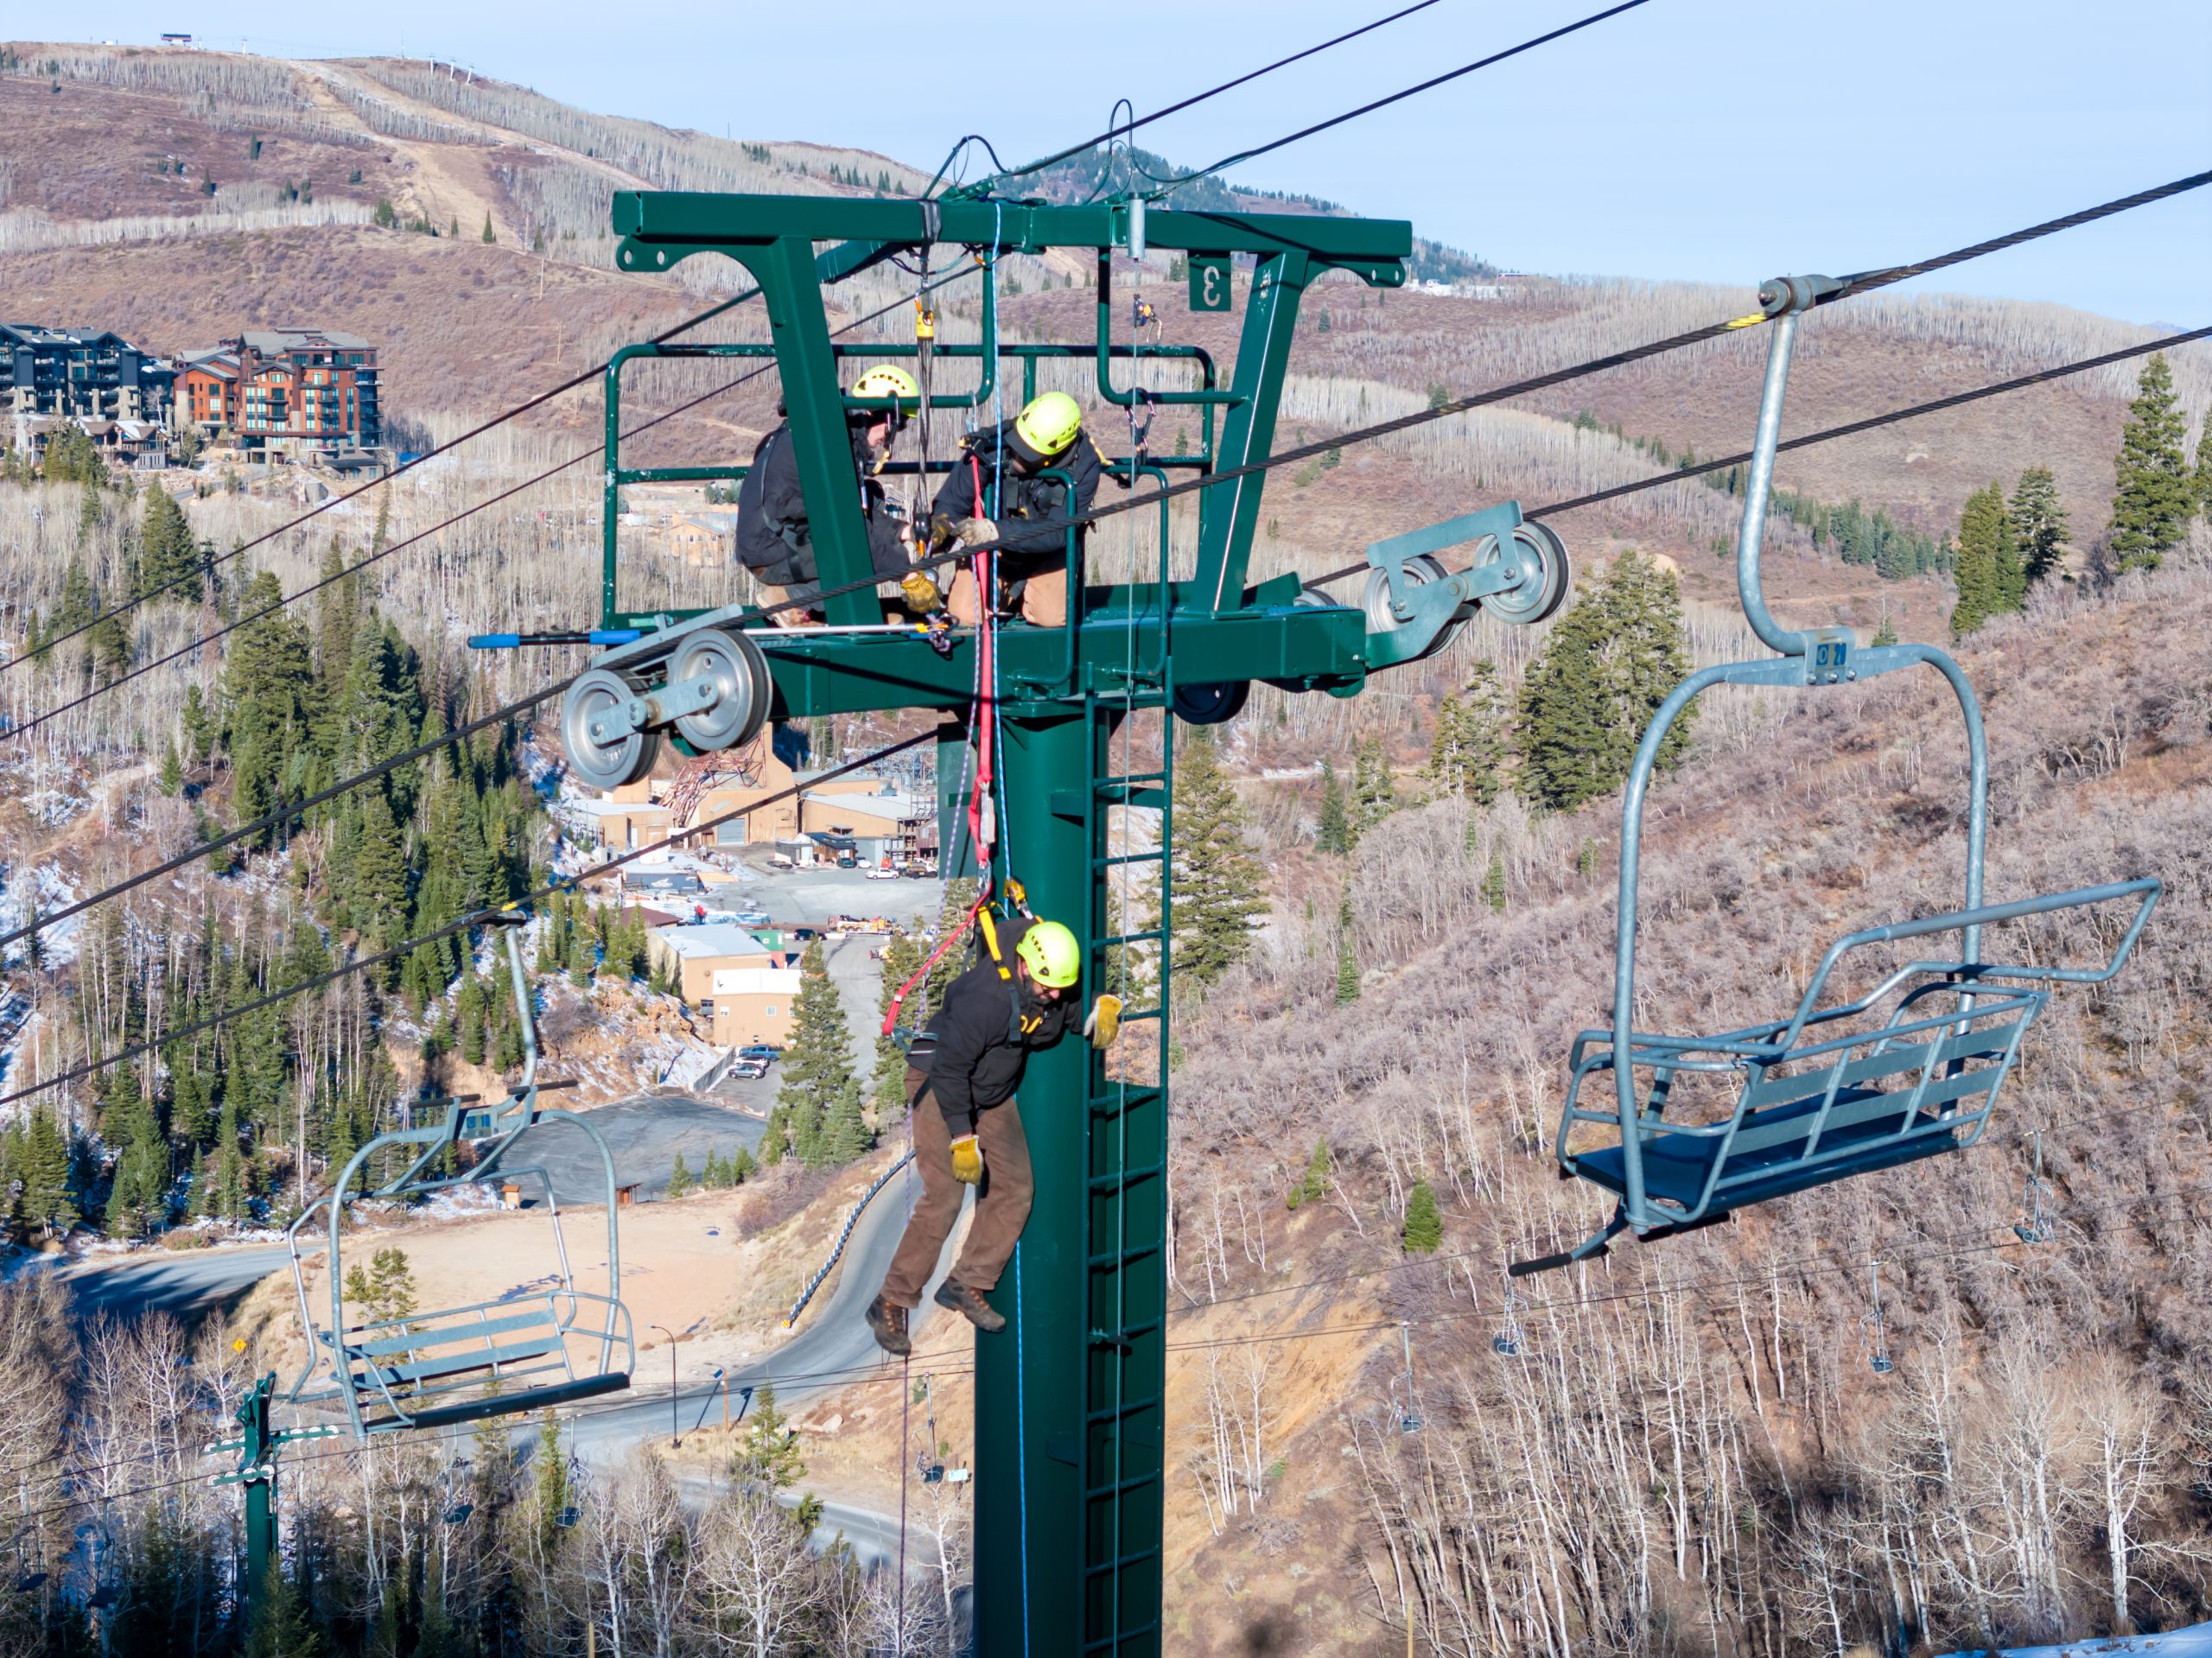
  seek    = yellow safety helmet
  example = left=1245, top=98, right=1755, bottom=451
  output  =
left=1014, top=918, right=1081, bottom=988
left=1011, top=391, right=1083, bottom=462
left=849, top=364, right=920, bottom=410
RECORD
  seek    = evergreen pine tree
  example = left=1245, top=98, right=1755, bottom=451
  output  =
left=732, top=1382, right=807, bottom=1493
left=2007, top=465, right=2069, bottom=586
left=1516, top=550, right=1694, bottom=810
left=1483, top=847, right=1507, bottom=913
left=1350, top=737, right=1397, bottom=840
left=2194, top=424, right=2212, bottom=520
left=181, top=683, right=214, bottom=764
left=243, top=1558, right=321, bottom=1658
left=1871, top=607, right=1899, bottom=648
left=159, top=740, right=183, bottom=796
left=1422, top=662, right=1509, bottom=805
left=2107, top=353, right=2191, bottom=572
left=1314, top=759, right=1350, bottom=854
left=1402, top=1179, right=1443, bottom=1254
left=1159, top=729, right=1268, bottom=995
left=822, top=1078, right=871, bottom=1164
left=777, top=941, right=858, bottom=1166
left=19, top=1105, right=77, bottom=1237
left=1287, top=1137, right=1332, bottom=1210
left=480, top=212, right=496, bottom=244
left=1951, top=482, right=2023, bottom=638
left=729, top=1144, right=757, bottom=1182
left=1333, top=894, right=1360, bottom=1006
left=871, top=930, right=925, bottom=1113
left=138, top=485, right=202, bottom=602
left=667, top=1153, right=694, bottom=1197
left=702, top=1148, right=728, bottom=1189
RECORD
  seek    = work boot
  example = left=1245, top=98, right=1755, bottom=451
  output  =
left=933, top=1279, right=1006, bottom=1333
left=866, top=1293, right=911, bottom=1356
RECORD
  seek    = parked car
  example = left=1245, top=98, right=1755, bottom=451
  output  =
left=733, top=910, right=772, bottom=927
left=900, top=864, right=936, bottom=879
left=728, top=1058, right=771, bottom=1081
left=737, top=1045, right=780, bottom=1061
left=866, top=867, right=901, bottom=881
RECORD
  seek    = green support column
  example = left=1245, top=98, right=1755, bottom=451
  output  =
left=1192, top=248, right=1313, bottom=614
left=728, top=234, right=881, bottom=628
left=976, top=706, right=1090, bottom=1657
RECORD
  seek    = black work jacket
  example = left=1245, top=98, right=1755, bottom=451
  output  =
left=734, top=422, right=911, bottom=585
left=908, top=929, right=1077, bottom=1137
left=930, top=423, right=1106, bottom=567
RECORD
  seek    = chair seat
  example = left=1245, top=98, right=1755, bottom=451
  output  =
left=1576, top=1087, right=1964, bottom=1212
left=360, top=1371, right=632, bottom=1434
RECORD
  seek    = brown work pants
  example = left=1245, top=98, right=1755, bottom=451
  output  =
left=946, top=562, right=1067, bottom=628
left=880, top=1067, right=1034, bottom=1308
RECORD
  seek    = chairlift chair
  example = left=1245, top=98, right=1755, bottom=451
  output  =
left=1517, top=275, right=2162, bottom=1277
left=1390, top=1322, right=1425, bottom=1432
left=1491, top=1276, right=1525, bottom=1357
left=2013, top=1130, right=2054, bottom=1245
left=286, top=913, right=636, bottom=1438
left=1866, top=1262, right=1895, bottom=1376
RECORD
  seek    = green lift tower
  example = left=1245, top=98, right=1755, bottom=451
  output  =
left=536, top=190, right=1569, bottom=1655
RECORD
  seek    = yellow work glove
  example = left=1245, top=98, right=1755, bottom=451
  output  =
left=1084, top=994, right=1123, bottom=1051
left=949, top=1134, right=984, bottom=1185
left=899, top=569, right=944, bottom=614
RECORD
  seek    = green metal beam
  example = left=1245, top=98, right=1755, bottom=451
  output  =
left=613, top=193, right=1411, bottom=270
left=694, top=603, right=1366, bottom=720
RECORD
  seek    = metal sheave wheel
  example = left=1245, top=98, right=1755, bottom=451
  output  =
left=1360, top=553, right=1467, bottom=664
left=1480, top=521, right=1572, bottom=626
left=1172, top=680, right=1250, bottom=727
left=668, top=628, right=771, bottom=753
left=560, top=668, right=659, bottom=791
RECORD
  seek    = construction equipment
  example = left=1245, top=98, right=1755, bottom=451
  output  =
left=499, top=188, right=1569, bottom=1658
left=284, top=912, right=635, bottom=1437
left=1519, top=275, right=2162, bottom=1278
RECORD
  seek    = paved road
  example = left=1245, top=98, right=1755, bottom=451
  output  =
left=67, top=1242, right=299, bottom=1324
left=566, top=1155, right=966, bottom=1463
left=506, top=1095, right=766, bottom=1202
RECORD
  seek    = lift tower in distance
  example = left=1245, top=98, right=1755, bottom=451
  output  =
left=559, top=189, right=1570, bottom=1655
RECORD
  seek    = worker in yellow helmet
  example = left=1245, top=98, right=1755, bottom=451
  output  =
left=868, top=913, right=1118, bottom=1354
left=736, top=364, right=935, bottom=626
left=927, top=390, right=1107, bottom=629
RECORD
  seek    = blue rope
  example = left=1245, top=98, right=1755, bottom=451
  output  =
left=1014, top=1240, right=1031, bottom=1657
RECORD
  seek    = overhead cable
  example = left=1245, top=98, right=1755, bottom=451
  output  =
left=987, top=0, right=1453, bottom=186
left=12, top=286, right=771, bottom=676
left=1300, top=322, right=2212, bottom=587
left=0, top=730, right=932, bottom=1112
left=1177, top=0, right=1653, bottom=187
left=754, top=170, right=2212, bottom=625
left=3, top=265, right=975, bottom=747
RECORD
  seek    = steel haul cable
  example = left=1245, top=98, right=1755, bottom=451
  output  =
left=2, top=263, right=980, bottom=748
left=737, top=170, right=2212, bottom=628
left=0, top=728, right=933, bottom=1112
left=1300, top=323, right=2212, bottom=587
left=12, top=283, right=775, bottom=675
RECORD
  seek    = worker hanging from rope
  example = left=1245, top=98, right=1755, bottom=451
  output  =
left=867, top=913, right=1119, bottom=1353
left=927, top=390, right=1110, bottom=630
left=734, top=364, right=944, bottom=626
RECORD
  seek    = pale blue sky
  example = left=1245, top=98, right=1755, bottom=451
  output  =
left=79, top=0, right=2212, bottom=323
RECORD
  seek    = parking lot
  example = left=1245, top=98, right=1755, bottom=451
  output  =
left=702, top=860, right=944, bottom=1112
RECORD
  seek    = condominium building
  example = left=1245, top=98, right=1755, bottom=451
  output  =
left=176, top=327, right=381, bottom=452
left=0, top=324, right=175, bottom=428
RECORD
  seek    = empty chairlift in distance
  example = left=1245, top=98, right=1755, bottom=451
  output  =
left=286, top=912, right=636, bottom=1437
left=1516, top=275, right=2162, bottom=1279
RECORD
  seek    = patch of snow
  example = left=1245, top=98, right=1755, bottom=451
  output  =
left=0, top=861, right=82, bottom=968
left=1941, top=1623, right=2212, bottom=1657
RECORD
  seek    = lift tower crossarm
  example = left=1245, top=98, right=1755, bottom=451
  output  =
left=611, top=191, right=1410, bottom=624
